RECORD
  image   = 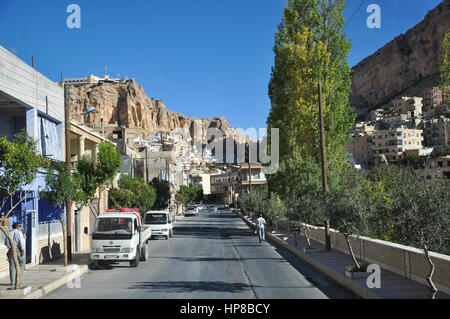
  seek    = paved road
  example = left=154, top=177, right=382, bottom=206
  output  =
left=44, top=210, right=355, bottom=299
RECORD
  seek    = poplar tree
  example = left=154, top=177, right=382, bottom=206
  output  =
left=267, top=0, right=355, bottom=194
left=440, top=29, right=450, bottom=106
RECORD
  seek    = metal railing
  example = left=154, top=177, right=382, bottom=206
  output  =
left=38, top=221, right=62, bottom=236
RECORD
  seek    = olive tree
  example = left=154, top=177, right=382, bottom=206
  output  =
left=0, top=131, right=48, bottom=289
left=286, top=192, right=325, bottom=249
left=328, top=168, right=371, bottom=271
left=285, top=158, right=325, bottom=248
left=393, top=176, right=450, bottom=299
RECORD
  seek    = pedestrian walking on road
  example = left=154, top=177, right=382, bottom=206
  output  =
left=256, top=214, right=266, bottom=243
left=4, top=223, right=26, bottom=287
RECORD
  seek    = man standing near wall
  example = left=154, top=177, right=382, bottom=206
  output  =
left=4, top=223, right=26, bottom=287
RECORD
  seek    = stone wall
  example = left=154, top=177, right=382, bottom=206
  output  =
left=300, top=225, right=450, bottom=295
left=37, top=233, right=64, bottom=264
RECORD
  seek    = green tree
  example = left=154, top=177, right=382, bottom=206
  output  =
left=40, top=161, right=79, bottom=267
left=267, top=0, right=355, bottom=187
left=390, top=175, right=450, bottom=299
left=150, top=178, right=171, bottom=209
left=193, top=187, right=204, bottom=203
left=175, top=185, right=197, bottom=210
left=236, top=186, right=267, bottom=219
left=95, top=141, right=122, bottom=215
left=328, top=168, right=371, bottom=271
left=110, top=174, right=156, bottom=215
left=73, top=141, right=121, bottom=217
left=0, top=131, right=48, bottom=289
left=73, top=155, right=99, bottom=216
left=286, top=190, right=325, bottom=249
left=440, top=29, right=450, bottom=106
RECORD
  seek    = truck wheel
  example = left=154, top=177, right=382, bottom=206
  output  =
left=130, top=248, right=140, bottom=267
left=140, top=242, right=149, bottom=261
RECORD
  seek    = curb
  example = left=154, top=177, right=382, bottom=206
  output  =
left=235, top=211, right=380, bottom=299
left=23, top=265, right=89, bottom=299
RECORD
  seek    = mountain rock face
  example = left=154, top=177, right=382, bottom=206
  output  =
left=350, top=0, right=450, bottom=119
left=67, top=79, right=247, bottom=143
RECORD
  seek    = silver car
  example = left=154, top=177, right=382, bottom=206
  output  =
left=208, top=206, right=217, bottom=213
left=185, top=206, right=198, bottom=216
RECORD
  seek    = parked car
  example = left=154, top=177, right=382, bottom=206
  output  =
left=185, top=206, right=198, bottom=216
left=144, top=211, right=173, bottom=240
left=208, top=205, right=217, bottom=213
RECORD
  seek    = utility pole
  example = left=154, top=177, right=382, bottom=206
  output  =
left=444, top=119, right=449, bottom=147
left=64, top=84, right=73, bottom=261
left=145, top=147, right=148, bottom=183
left=248, top=146, right=252, bottom=193
left=319, top=82, right=331, bottom=252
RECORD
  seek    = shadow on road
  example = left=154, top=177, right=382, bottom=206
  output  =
left=127, top=280, right=317, bottom=293
left=148, top=256, right=285, bottom=262
left=128, top=281, right=250, bottom=293
left=173, top=226, right=252, bottom=240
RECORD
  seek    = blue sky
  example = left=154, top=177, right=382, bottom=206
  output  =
left=0, top=0, right=444, bottom=132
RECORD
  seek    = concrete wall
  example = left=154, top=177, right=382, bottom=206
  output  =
left=0, top=246, right=9, bottom=279
left=300, top=224, right=450, bottom=295
left=0, top=45, right=64, bottom=123
left=37, top=233, right=64, bottom=264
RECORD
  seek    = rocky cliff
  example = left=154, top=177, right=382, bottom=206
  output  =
left=67, top=79, right=247, bottom=143
left=350, top=0, right=450, bottom=119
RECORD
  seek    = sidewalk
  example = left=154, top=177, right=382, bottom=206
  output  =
left=0, top=252, right=90, bottom=299
left=235, top=210, right=450, bottom=299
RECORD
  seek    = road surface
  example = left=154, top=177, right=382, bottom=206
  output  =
left=44, top=210, right=355, bottom=299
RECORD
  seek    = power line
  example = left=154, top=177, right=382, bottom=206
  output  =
left=344, top=0, right=367, bottom=31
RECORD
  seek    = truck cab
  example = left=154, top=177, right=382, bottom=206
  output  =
left=144, top=211, right=173, bottom=240
left=90, top=209, right=152, bottom=267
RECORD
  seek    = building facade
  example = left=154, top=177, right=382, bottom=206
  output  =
left=0, top=45, right=65, bottom=274
left=371, top=127, right=423, bottom=163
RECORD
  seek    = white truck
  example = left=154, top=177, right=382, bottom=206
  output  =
left=144, top=211, right=174, bottom=240
left=90, top=208, right=152, bottom=267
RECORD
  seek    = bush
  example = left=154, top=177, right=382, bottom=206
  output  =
left=109, top=175, right=156, bottom=215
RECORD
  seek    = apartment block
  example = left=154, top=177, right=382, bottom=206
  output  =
left=423, top=117, right=450, bottom=147
left=347, top=133, right=373, bottom=166
left=389, top=97, right=423, bottom=118
left=416, top=156, right=450, bottom=181
left=422, top=87, right=444, bottom=116
left=371, top=127, right=423, bottom=163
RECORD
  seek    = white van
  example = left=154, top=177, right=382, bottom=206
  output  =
left=144, top=211, right=174, bottom=240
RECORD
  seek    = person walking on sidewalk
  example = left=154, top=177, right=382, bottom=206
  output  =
left=4, top=223, right=26, bottom=287
left=256, top=214, right=266, bottom=243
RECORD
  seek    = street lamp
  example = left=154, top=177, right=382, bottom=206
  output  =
left=70, top=107, right=97, bottom=123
